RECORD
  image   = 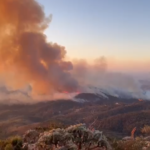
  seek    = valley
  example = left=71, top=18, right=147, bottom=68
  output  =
left=0, top=92, right=150, bottom=140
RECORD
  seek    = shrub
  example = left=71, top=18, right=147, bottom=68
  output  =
left=0, top=124, right=112, bottom=150
left=0, top=136, right=23, bottom=150
left=4, top=144, right=13, bottom=150
left=24, top=123, right=112, bottom=150
left=112, top=137, right=146, bottom=150
left=141, top=125, right=150, bottom=136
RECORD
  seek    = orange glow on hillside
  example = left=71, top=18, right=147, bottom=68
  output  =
left=138, top=99, right=143, bottom=102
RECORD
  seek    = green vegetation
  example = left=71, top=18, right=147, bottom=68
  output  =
left=0, top=100, right=150, bottom=149
left=0, top=136, right=22, bottom=150
left=141, top=125, right=150, bottom=136
left=0, top=124, right=111, bottom=150
left=25, top=124, right=111, bottom=150
left=112, top=137, right=146, bottom=150
left=0, top=123, right=150, bottom=149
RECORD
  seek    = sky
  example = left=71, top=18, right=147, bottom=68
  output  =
left=37, top=0, right=150, bottom=72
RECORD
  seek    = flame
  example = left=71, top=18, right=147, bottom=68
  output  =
left=63, top=91, right=69, bottom=94
left=138, top=99, right=143, bottom=102
left=76, top=91, right=80, bottom=94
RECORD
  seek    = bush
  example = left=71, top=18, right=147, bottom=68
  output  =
left=24, top=123, right=112, bottom=150
left=4, top=144, right=13, bottom=150
left=0, top=124, right=112, bottom=150
left=112, top=137, right=146, bottom=150
left=141, top=125, right=150, bottom=136
left=0, top=136, right=22, bottom=150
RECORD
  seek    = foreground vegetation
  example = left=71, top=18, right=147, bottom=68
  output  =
left=0, top=98, right=150, bottom=149
left=1, top=124, right=150, bottom=150
left=0, top=123, right=112, bottom=150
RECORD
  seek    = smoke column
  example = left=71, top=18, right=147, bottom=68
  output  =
left=0, top=0, right=79, bottom=95
left=72, top=57, right=145, bottom=99
left=0, top=0, right=148, bottom=102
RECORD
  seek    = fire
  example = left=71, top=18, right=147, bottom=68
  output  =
left=76, top=91, right=80, bottom=94
left=63, top=91, right=69, bottom=94
left=138, top=99, right=143, bottom=102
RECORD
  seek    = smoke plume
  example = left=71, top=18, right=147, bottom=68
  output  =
left=0, top=0, right=79, bottom=95
left=72, top=57, right=145, bottom=99
left=0, top=0, right=148, bottom=103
